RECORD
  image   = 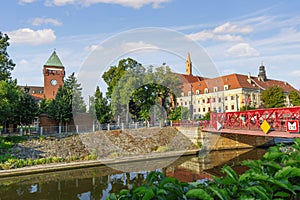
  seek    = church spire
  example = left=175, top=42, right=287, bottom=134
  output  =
left=185, top=52, right=192, bottom=75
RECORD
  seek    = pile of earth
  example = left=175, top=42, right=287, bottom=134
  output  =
left=9, top=127, right=198, bottom=160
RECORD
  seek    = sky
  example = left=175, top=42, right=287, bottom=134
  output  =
left=2, top=0, right=300, bottom=91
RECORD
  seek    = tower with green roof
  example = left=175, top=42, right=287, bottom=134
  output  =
left=43, top=50, right=65, bottom=100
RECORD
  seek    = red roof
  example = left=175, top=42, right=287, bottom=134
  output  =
left=180, top=73, right=297, bottom=95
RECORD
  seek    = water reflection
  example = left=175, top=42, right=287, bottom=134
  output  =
left=0, top=148, right=266, bottom=200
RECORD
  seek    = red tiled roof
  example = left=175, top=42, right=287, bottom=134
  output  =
left=31, top=93, right=44, bottom=101
left=180, top=73, right=297, bottom=95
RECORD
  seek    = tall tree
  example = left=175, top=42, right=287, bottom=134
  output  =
left=48, top=73, right=86, bottom=125
left=64, top=72, right=86, bottom=113
left=17, top=89, right=39, bottom=126
left=0, top=32, right=15, bottom=81
left=39, top=98, right=51, bottom=114
left=91, top=86, right=111, bottom=124
left=289, top=90, right=300, bottom=106
left=102, top=58, right=142, bottom=99
left=261, top=86, right=285, bottom=108
left=0, top=80, right=20, bottom=130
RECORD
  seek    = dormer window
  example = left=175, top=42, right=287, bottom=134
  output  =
left=214, top=87, right=218, bottom=92
left=181, top=92, right=184, bottom=97
left=204, top=88, right=209, bottom=94
left=224, top=85, right=229, bottom=91
left=196, top=90, right=200, bottom=94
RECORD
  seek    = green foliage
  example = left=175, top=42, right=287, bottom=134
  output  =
left=48, top=73, right=86, bottom=124
left=0, top=32, right=15, bottom=81
left=261, top=86, right=285, bottom=108
left=169, top=106, right=189, bottom=120
left=240, top=105, right=256, bottom=111
left=289, top=90, right=300, bottom=106
left=203, top=112, right=210, bottom=121
left=17, top=90, right=39, bottom=125
left=39, top=98, right=51, bottom=114
left=90, top=86, right=111, bottom=124
left=108, top=139, right=300, bottom=199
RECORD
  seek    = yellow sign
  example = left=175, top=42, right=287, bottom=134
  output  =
left=260, top=120, right=271, bottom=134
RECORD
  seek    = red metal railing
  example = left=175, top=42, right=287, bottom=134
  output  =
left=210, top=106, right=300, bottom=131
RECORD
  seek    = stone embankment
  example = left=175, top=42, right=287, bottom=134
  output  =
left=10, top=127, right=198, bottom=160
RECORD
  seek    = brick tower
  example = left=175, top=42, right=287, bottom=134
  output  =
left=43, top=51, right=65, bottom=100
left=185, top=52, right=192, bottom=75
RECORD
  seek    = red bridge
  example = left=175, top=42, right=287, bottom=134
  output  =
left=208, top=106, right=300, bottom=138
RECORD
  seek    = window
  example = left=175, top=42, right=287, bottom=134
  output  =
left=231, top=105, right=235, bottom=110
left=224, top=85, right=229, bottom=91
left=203, top=108, right=206, bottom=112
left=225, top=106, right=228, bottom=110
left=204, top=88, right=209, bottom=94
left=208, top=107, right=211, bottom=112
left=177, top=102, right=179, bottom=106
left=212, top=98, right=216, bottom=102
left=218, top=98, right=221, bottom=103
left=202, top=99, right=205, bottom=103
left=194, top=108, right=196, bottom=112
left=181, top=92, right=184, bottom=97
left=198, top=108, right=201, bottom=112
left=225, top=96, right=228, bottom=101
left=185, top=102, right=187, bottom=105
left=196, top=90, right=199, bottom=94
left=231, top=96, right=235, bottom=100
left=214, top=87, right=218, bottom=92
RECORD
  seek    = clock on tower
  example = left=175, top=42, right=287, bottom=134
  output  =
left=43, top=51, right=65, bottom=100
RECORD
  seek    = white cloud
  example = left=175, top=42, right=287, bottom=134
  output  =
left=226, top=43, right=260, bottom=58
left=121, top=41, right=158, bottom=51
left=7, top=28, right=56, bottom=45
left=18, top=59, right=29, bottom=65
left=29, top=17, right=62, bottom=26
left=19, top=0, right=36, bottom=4
left=84, top=44, right=102, bottom=52
left=214, top=22, right=253, bottom=34
left=187, top=31, right=243, bottom=42
left=45, top=0, right=171, bottom=9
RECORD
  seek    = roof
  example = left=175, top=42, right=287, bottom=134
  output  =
left=176, top=73, right=207, bottom=84
left=181, top=73, right=297, bottom=95
left=31, top=93, right=44, bottom=101
left=44, top=50, right=64, bottom=67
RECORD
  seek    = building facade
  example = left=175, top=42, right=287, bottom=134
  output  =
left=177, top=54, right=297, bottom=119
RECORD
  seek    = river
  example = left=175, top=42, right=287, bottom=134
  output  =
left=0, top=148, right=267, bottom=200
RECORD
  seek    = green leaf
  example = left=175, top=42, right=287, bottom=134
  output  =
left=142, top=190, right=155, bottom=200
left=221, top=165, right=238, bottom=183
left=274, top=191, right=291, bottom=198
left=107, top=193, right=117, bottom=200
left=209, top=187, right=230, bottom=200
left=274, top=166, right=300, bottom=179
left=186, top=189, right=213, bottom=200
left=245, top=186, right=270, bottom=200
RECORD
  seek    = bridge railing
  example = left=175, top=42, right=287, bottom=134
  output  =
left=210, top=106, right=300, bottom=131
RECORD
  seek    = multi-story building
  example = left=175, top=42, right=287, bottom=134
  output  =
left=177, top=54, right=297, bottom=119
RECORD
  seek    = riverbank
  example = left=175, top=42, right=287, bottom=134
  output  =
left=0, top=127, right=199, bottom=175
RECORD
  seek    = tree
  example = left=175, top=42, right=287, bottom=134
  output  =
left=17, top=90, right=39, bottom=126
left=91, top=86, right=111, bottom=124
left=261, top=86, right=285, bottom=108
left=39, top=98, right=51, bottom=114
left=0, top=32, right=15, bottom=81
left=64, top=72, right=86, bottom=113
left=289, top=90, right=300, bottom=106
left=169, top=106, right=189, bottom=120
left=0, top=80, right=20, bottom=131
left=102, top=58, right=142, bottom=99
left=48, top=73, right=86, bottom=125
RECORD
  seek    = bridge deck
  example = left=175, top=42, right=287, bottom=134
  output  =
left=202, top=128, right=300, bottom=139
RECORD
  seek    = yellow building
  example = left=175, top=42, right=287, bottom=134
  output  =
left=176, top=54, right=297, bottom=119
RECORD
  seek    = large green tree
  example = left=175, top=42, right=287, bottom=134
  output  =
left=0, top=32, right=15, bottom=81
left=289, top=90, right=300, bottom=106
left=0, top=80, right=20, bottom=130
left=261, top=86, right=285, bottom=108
left=90, top=86, right=111, bottom=124
left=102, top=58, right=142, bottom=99
left=17, top=89, right=39, bottom=126
left=48, top=73, right=86, bottom=125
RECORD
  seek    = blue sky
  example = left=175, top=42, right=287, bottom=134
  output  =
left=2, top=0, right=300, bottom=90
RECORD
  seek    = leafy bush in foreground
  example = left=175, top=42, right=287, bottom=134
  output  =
left=108, top=138, right=300, bottom=199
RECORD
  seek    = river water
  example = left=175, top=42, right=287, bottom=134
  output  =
left=0, top=148, right=267, bottom=200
